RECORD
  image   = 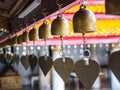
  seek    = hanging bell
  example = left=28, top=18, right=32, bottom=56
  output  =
left=73, top=4, right=96, bottom=33
left=39, top=21, right=52, bottom=39
left=51, top=13, right=69, bottom=36
left=29, top=27, right=39, bottom=41
left=17, top=35, right=22, bottom=44
left=22, top=31, right=29, bottom=43
left=105, top=0, right=120, bottom=15
left=11, top=36, right=17, bottom=46
left=5, top=39, right=11, bottom=47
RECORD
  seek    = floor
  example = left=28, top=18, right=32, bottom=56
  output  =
left=1, top=79, right=112, bottom=90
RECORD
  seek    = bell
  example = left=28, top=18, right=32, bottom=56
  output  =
left=11, top=36, right=17, bottom=46
left=22, top=31, right=29, bottom=43
left=51, top=13, right=69, bottom=36
left=105, top=0, right=120, bottom=15
left=5, top=39, right=11, bottom=47
left=17, top=35, right=22, bottom=44
left=73, top=4, right=96, bottom=33
left=39, top=21, right=52, bottom=39
left=29, top=27, right=39, bottom=41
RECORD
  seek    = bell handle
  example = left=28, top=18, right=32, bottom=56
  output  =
left=80, top=4, right=86, bottom=10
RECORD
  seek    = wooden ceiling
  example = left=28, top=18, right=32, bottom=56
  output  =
left=0, top=0, right=75, bottom=40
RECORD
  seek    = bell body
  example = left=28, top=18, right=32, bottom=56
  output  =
left=11, top=36, right=17, bottom=46
left=29, top=27, right=39, bottom=41
left=17, top=35, right=22, bottom=44
left=51, top=14, right=69, bottom=36
left=73, top=5, right=96, bottom=33
left=22, top=31, right=29, bottom=43
left=39, top=21, right=52, bottom=39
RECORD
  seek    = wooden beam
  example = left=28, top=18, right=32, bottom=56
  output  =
left=0, top=0, right=3, bottom=6
left=9, top=0, right=26, bottom=16
left=0, top=9, right=9, bottom=17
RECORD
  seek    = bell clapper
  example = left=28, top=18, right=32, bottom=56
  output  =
left=82, top=33, right=91, bottom=65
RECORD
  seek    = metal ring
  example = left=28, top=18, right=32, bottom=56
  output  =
left=59, top=49, right=66, bottom=57
left=82, top=49, right=91, bottom=59
left=80, top=4, right=86, bottom=9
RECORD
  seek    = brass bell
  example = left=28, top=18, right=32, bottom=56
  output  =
left=73, top=4, right=96, bottom=33
left=5, top=39, right=11, bottom=47
left=51, top=13, right=69, bottom=36
left=105, top=0, right=120, bottom=15
left=17, top=35, right=22, bottom=44
left=29, top=27, right=39, bottom=41
left=22, top=31, right=29, bottom=43
left=11, top=36, right=17, bottom=46
left=39, top=21, right=52, bottom=39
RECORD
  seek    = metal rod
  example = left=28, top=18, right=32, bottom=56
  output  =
left=44, top=39, right=48, bottom=60
left=60, top=36, right=65, bottom=62
left=82, top=33, right=90, bottom=65
left=33, top=41, right=35, bottom=55
left=83, top=33, right=87, bottom=50
left=44, top=38, right=48, bottom=56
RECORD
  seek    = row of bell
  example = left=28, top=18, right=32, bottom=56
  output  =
left=0, top=4, right=96, bottom=48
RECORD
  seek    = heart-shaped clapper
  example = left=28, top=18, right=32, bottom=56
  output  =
left=12, top=54, right=19, bottom=65
left=29, top=54, right=38, bottom=71
left=74, top=60, right=100, bottom=89
left=39, top=55, right=53, bottom=76
left=54, top=57, right=74, bottom=82
left=21, top=55, right=30, bottom=70
left=108, top=50, right=120, bottom=82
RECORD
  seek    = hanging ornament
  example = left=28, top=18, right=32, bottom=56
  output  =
left=21, top=55, right=30, bottom=70
left=12, top=44, right=19, bottom=65
left=74, top=60, right=100, bottom=89
left=74, top=33, right=100, bottom=89
left=39, top=9, right=53, bottom=76
left=52, top=0, right=74, bottom=82
left=28, top=18, right=38, bottom=71
left=21, top=23, right=30, bottom=70
left=11, top=36, right=17, bottom=46
left=73, top=0, right=96, bottom=33
left=21, top=45, right=30, bottom=70
left=105, top=0, right=120, bottom=15
left=29, top=40, right=37, bottom=72
left=108, top=49, right=120, bottom=82
left=4, top=48, right=14, bottom=63
left=22, top=22, right=29, bottom=43
left=17, top=34, right=22, bottom=44
left=12, top=53, right=19, bottom=65
left=22, top=31, right=29, bottom=43
left=29, top=18, right=39, bottom=41
left=53, top=36, right=74, bottom=82
left=11, top=36, right=20, bottom=65
left=29, top=54, right=37, bottom=71
left=29, top=27, right=39, bottom=41
left=39, top=9, right=52, bottom=39
left=51, top=0, right=69, bottom=36
left=54, top=57, right=74, bottom=82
